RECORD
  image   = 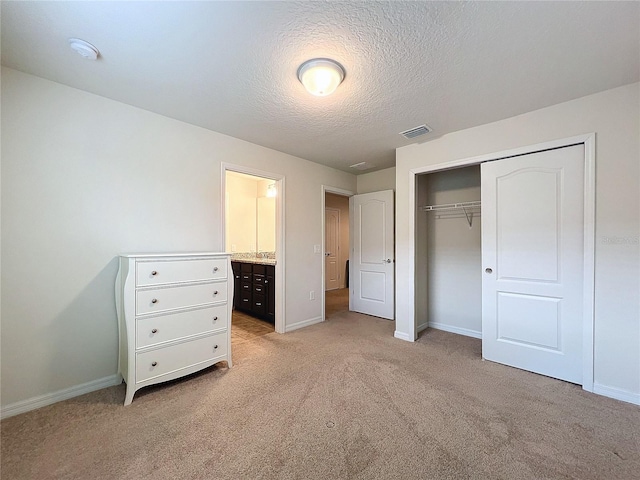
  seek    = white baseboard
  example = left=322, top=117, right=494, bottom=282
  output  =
left=1, top=374, right=123, bottom=420
left=593, top=383, right=640, bottom=406
left=417, top=323, right=429, bottom=333
left=394, top=330, right=414, bottom=342
left=285, top=316, right=323, bottom=332
left=429, top=322, right=482, bottom=339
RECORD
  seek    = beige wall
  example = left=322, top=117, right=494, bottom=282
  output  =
left=357, top=167, right=396, bottom=194
left=325, top=193, right=350, bottom=289
left=225, top=175, right=276, bottom=253
left=1, top=68, right=356, bottom=407
left=256, top=196, right=276, bottom=252
left=396, top=82, right=640, bottom=402
left=226, top=173, right=258, bottom=253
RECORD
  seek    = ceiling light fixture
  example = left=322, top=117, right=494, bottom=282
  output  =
left=68, top=38, right=100, bottom=60
left=297, top=58, right=345, bottom=97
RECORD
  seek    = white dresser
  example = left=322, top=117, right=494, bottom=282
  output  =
left=115, top=253, right=233, bottom=405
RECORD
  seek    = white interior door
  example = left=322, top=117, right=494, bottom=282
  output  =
left=481, top=145, right=584, bottom=384
left=325, top=207, right=340, bottom=291
left=351, top=190, right=395, bottom=319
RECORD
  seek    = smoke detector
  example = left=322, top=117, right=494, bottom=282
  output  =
left=68, top=38, right=100, bottom=60
left=399, top=124, right=431, bottom=139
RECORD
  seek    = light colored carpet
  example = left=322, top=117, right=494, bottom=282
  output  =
left=2, top=312, right=639, bottom=479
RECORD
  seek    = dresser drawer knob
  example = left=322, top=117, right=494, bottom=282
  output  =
left=213, top=267, right=219, bottom=272
left=213, top=316, right=218, bottom=321
left=151, top=328, right=158, bottom=334
left=214, top=345, right=218, bottom=350
left=213, top=290, right=219, bottom=295
left=151, top=271, right=158, bottom=276
left=151, top=298, right=158, bottom=304
left=151, top=361, right=158, bottom=367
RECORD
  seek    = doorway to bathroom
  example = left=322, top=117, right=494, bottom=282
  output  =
left=222, top=165, right=285, bottom=343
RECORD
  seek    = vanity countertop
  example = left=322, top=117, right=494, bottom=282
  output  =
left=231, top=254, right=276, bottom=266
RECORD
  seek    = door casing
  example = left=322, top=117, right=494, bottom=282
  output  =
left=404, top=133, right=596, bottom=392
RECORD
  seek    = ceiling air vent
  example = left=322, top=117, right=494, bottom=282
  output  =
left=349, top=162, right=374, bottom=171
left=399, top=124, right=431, bottom=139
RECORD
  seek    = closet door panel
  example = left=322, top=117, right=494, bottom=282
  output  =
left=481, top=144, right=584, bottom=384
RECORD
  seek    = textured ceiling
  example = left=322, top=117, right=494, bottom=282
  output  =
left=2, top=1, right=639, bottom=173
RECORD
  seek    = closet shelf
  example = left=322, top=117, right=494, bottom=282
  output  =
left=420, top=201, right=481, bottom=227
left=419, top=201, right=481, bottom=212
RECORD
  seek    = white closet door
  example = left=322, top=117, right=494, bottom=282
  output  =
left=351, top=190, right=395, bottom=320
left=481, top=145, right=584, bottom=384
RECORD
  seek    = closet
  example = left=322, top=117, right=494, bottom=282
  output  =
left=414, top=144, right=589, bottom=385
left=415, top=165, right=482, bottom=338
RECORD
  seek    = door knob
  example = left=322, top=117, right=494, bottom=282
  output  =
left=325, top=252, right=331, bottom=256
left=384, top=259, right=392, bottom=263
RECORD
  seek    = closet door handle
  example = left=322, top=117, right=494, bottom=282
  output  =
left=384, top=259, right=392, bottom=263
left=485, top=268, right=493, bottom=274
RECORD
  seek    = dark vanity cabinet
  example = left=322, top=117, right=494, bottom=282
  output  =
left=231, top=261, right=275, bottom=323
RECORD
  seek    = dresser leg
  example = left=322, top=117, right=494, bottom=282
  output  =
left=124, top=387, right=135, bottom=406
left=227, top=357, right=233, bottom=368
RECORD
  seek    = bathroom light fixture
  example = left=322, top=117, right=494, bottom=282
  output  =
left=297, top=58, right=345, bottom=96
left=266, top=183, right=277, bottom=198
left=68, top=38, right=100, bottom=60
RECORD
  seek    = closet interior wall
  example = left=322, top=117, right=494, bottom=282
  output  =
left=416, top=165, right=482, bottom=337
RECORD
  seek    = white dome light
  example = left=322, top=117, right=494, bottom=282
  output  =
left=68, top=38, right=100, bottom=60
left=297, top=58, right=345, bottom=97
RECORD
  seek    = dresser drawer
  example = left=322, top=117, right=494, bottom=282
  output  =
left=136, top=304, right=228, bottom=349
left=136, top=258, right=227, bottom=286
left=136, top=281, right=227, bottom=315
left=135, top=332, right=228, bottom=383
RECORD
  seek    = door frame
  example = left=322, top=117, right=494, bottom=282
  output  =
left=324, top=206, right=341, bottom=291
left=405, top=133, right=596, bottom=392
left=221, top=163, right=286, bottom=334
left=321, top=185, right=355, bottom=321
